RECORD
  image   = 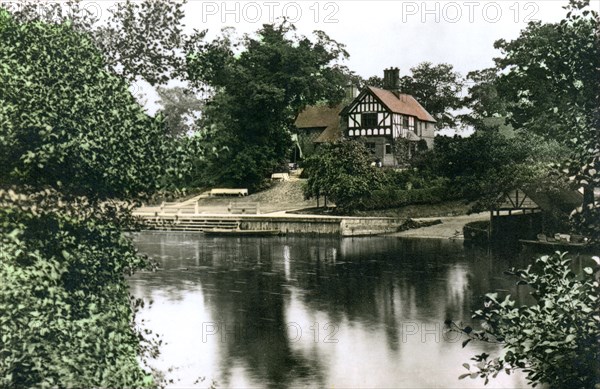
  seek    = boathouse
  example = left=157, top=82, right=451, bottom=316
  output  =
left=491, top=187, right=583, bottom=243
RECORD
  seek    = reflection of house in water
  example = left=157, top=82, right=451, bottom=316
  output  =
left=491, top=187, right=583, bottom=243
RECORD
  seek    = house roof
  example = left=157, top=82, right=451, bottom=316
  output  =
left=294, top=104, right=344, bottom=143
left=367, top=86, right=436, bottom=123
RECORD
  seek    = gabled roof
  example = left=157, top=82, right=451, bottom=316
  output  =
left=366, top=86, right=436, bottom=123
left=294, top=103, right=344, bottom=143
left=495, top=186, right=583, bottom=215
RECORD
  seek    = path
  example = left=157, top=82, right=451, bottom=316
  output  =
left=390, top=212, right=489, bottom=240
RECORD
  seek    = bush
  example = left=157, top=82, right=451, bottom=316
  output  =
left=352, top=186, right=448, bottom=211
left=0, top=190, right=158, bottom=387
left=450, top=252, right=600, bottom=388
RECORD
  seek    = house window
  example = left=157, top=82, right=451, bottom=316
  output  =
left=385, top=144, right=392, bottom=154
left=362, top=112, right=378, bottom=128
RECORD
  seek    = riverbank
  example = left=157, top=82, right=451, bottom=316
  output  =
left=389, top=212, right=489, bottom=240
left=134, top=180, right=486, bottom=238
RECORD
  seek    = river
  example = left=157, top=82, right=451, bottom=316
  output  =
left=129, top=232, right=535, bottom=388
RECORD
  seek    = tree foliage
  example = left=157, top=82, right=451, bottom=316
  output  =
left=450, top=253, right=600, bottom=388
left=303, top=140, right=383, bottom=211
left=0, top=10, right=172, bottom=199
left=156, top=86, right=204, bottom=137
left=400, top=62, right=464, bottom=129
left=1, top=0, right=203, bottom=85
left=420, top=131, right=569, bottom=211
left=0, top=190, right=158, bottom=388
left=0, top=10, right=168, bottom=387
left=487, top=0, right=599, bottom=241
left=187, top=22, right=352, bottom=189
left=493, top=0, right=599, bottom=143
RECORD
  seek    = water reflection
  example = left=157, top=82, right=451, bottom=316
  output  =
left=130, top=233, right=533, bottom=388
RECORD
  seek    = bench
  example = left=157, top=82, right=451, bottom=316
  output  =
left=271, top=173, right=289, bottom=181
left=209, top=188, right=248, bottom=197
left=228, top=202, right=260, bottom=214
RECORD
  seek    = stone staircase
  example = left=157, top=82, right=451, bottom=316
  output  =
left=143, top=216, right=240, bottom=232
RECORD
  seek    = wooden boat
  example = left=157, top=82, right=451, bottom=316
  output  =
left=203, top=228, right=282, bottom=236
left=519, top=233, right=595, bottom=252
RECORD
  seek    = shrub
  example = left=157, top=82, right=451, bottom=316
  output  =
left=0, top=190, right=158, bottom=387
left=450, top=252, right=600, bottom=388
left=352, top=186, right=448, bottom=211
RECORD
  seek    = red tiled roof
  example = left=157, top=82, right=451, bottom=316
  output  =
left=294, top=104, right=344, bottom=143
left=367, top=86, right=436, bottom=123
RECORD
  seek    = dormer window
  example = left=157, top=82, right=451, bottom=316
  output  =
left=362, top=113, right=378, bottom=128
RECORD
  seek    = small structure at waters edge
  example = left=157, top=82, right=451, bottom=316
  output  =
left=489, top=187, right=583, bottom=244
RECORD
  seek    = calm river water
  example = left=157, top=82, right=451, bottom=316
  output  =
left=130, top=232, right=535, bottom=388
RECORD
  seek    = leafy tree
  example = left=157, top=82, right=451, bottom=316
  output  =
left=420, top=131, right=569, bottom=211
left=460, top=68, right=510, bottom=132
left=486, top=0, right=599, bottom=241
left=156, top=86, right=204, bottom=137
left=0, top=11, right=171, bottom=387
left=303, top=140, right=383, bottom=211
left=0, top=10, right=172, bottom=199
left=2, top=0, right=203, bottom=85
left=493, top=1, right=599, bottom=143
left=187, top=22, right=352, bottom=190
left=449, top=252, right=600, bottom=388
left=0, top=190, right=159, bottom=388
left=400, top=62, right=464, bottom=129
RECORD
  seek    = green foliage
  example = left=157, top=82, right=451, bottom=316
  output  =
left=0, top=190, right=158, bottom=388
left=355, top=186, right=448, bottom=211
left=156, top=86, right=204, bottom=137
left=399, top=62, right=464, bottom=129
left=0, top=11, right=172, bottom=387
left=420, top=131, right=569, bottom=211
left=303, top=140, right=383, bottom=211
left=460, top=68, right=510, bottom=132
left=2, top=0, right=201, bottom=85
left=188, top=22, right=353, bottom=190
left=451, top=252, right=600, bottom=388
left=493, top=1, right=599, bottom=142
left=0, top=10, right=172, bottom=199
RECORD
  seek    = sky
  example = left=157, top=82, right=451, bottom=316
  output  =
left=71, top=0, right=599, bottom=117
left=183, top=0, right=590, bottom=80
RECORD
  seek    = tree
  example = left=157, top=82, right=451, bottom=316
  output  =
left=493, top=1, right=599, bottom=143
left=0, top=11, right=169, bottom=387
left=2, top=0, right=203, bottom=86
left=400, top=62, right=464, bottom=129
left=156, top=86, right=204, bottom=137
left=187, top=22, right=352, bottom=190
left=421, top=131, right=569, bottom=211
left=460, top=68, right=510, bottom=133
left=0, top=10, right=172, bottom=199
left=449, top=252, right=600, bottom=388
left=489, top=0, right=599, bottom=241
left=303, top=140, right=383, bottom=211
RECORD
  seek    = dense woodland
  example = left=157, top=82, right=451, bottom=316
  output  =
left=0, top=0, right=598, bottom=387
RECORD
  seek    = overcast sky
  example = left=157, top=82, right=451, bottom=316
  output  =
left=184, top=0, right=596, bottom=79
left=110, top=0, right=597, bottom=114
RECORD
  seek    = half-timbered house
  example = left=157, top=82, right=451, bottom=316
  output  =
left=294, top=68, right=436, bottom=167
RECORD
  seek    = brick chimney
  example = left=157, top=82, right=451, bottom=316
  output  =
left=383, top=67, right=400, bottom=94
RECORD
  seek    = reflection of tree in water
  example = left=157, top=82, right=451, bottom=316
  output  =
left=196, top=263, right=326, bottom=388
left=130, top=233, right=536, bottom=383
left=133, top=233, right=327, bottom=388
